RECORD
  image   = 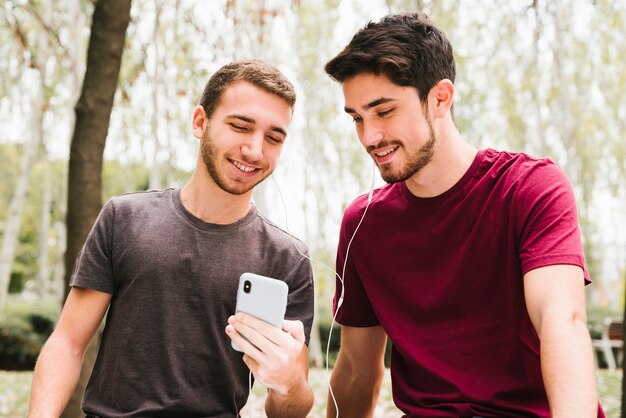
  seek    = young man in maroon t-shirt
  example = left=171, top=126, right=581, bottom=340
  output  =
left=324, top=12, right=603, bottom=418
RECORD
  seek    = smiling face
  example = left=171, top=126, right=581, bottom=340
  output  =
left=342, top=73, right=437, bottom=183
left=195, top=80, right=292, bottom=196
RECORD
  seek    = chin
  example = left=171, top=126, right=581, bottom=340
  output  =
left=380, top=168, right=415, bottom=184
left=223, top=184, right=255, bottom=196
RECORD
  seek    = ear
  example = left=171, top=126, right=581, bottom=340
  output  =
left=192, top=106, right=207, bottom=140
left=430, top=79, right=455, bottom=118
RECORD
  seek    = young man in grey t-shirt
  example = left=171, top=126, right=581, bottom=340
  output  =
left=28, top=60, right=315, bottom=418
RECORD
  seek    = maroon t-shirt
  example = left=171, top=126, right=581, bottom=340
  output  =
left=334, top=149, right=604, bottom=417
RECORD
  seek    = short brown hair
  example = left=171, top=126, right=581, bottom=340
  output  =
left=325, top=13, right=455, bottom=103
left=200, top=59, right=296, bottom=119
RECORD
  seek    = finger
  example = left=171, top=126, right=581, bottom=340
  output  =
left=231, top=317, right=281, bottom=355
left=225, top=324, right=265, bottom=358
left=235, top=312, right=279, bottom=332
left=242, top=353, right=258, bottom=371
left=281, top=319, right=305, bottom=343
left=242, top=355, right=269, bottom=387
left=234, top=312, right=288, bottom=346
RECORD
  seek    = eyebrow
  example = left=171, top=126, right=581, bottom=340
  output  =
left=227, top=114, right=287, bottom=137
left=344, top=98, right=396, bottom=114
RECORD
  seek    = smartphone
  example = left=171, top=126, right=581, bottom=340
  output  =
left=231, top=272, right=289, bottom=352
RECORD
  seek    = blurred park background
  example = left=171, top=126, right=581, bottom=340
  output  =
left=1, top=0, right=625, bottom=416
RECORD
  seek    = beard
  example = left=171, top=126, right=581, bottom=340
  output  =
left=375, top=116, right=436, bottom=184
left=200, top=126, right=269, bottom=195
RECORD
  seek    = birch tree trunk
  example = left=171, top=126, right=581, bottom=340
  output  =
left=0, top=70, right=44, bottom=316
left=148, top=0, right=162, bottom=190
left=293, top=0, right=350, bottom=367
left=36, top=165, right=53, bottom=298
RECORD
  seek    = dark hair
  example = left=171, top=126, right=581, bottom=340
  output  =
left=200, top=59, right=296, bottom=119
left=324, top=13, right=455, bottom=103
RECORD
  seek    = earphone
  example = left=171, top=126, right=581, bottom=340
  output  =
left=270, top=161, right=377, bottom=418
left=335, top=163, right=376, bottom=311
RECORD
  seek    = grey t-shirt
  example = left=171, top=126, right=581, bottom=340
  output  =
left=71, top=188, right=314, bottom=417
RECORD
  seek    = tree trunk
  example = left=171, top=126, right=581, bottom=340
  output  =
left=50, top=0, right=86, bottom=303
left=148, top=0, right=162, bottom=190
left=61, top=0, right=132, bottom=416
left=52, top=220, right=66, bottom=306
left=36, top=165, right=53, bottom=298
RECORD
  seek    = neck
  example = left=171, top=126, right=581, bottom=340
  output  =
left=405, top=124, right=477, bottom=198
left=180, top=168, right=253, bottom=225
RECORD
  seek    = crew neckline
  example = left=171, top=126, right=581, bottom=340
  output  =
left=400, top=149, right=489, bottom=207
left=171, top=188, right=258, bottom=231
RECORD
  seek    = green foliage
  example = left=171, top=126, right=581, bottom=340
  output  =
left=318, top=320, right=340, bottom=367
left=0, top=316, right=49, bottom=370
left=0, top=144, right=66, bottom=294
left=0, top=297, right=58, bottom=370
left=0, top=368, right=623, bottom=417
left=0, top=137, right=186, bottom=293
left=0, top=143, right=22, bottom=220
left=102, top=159, right=190, bottom=200
left=102, top=160, right=150, bottom=198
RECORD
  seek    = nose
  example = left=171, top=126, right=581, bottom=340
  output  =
left=360, top=120, right=383, bottom=149
left=240, top=132, right=263, bottom=162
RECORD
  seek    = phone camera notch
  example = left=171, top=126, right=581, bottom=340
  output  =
left=243, top=280, right=252, bottom=293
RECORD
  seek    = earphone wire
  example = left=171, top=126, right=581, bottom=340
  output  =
left=270, top=162, right=377, bottom=418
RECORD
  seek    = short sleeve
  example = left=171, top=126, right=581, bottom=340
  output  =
left=515, top=161, right=590, bottom=283
left=70, top=198, right=117, bottom=294
left=333, top=201, right=380, bottom=327
left=283, top=250, right=315, bottom=345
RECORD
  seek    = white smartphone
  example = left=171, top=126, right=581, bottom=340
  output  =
left=231, top=272, right=289, bottom=352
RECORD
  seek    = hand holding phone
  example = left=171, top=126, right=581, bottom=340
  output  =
left=231, top=272, right=288, bottom=352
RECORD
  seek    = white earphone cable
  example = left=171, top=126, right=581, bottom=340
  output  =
left=270, top=162, right=377, bottom=418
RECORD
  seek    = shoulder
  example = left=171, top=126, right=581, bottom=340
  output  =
left=485, top=149, right=566, bottom=181
left=481, top=149, right=571, bottom=194
left=252, top=211, right=313, bottom=283
left=105, top=188, right=175, bottom=217
left=93, top=189, right=177, bottom=232
left=483, top=150, right=578, bottom=223
left=109, top=188, right=175, bottom=209
left=342, top=183, right=401, bottom=227
left=253, top=210, right=310, bottom=256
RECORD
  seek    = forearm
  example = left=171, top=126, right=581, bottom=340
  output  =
left=28, top=333, right=87, bottom=418
left=540, top=315, right=597, bottom=417
left=326, top=359, right=384, bottom=418
left=265, top=377, right=313, bottom=418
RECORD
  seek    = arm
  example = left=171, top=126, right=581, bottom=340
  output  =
left=226, top=315, right=313, bottom=418
left=28, top=287, right=112, bottom=418
left=524, top=264, right=597, bottom=418
left=326, top=325, right=387, bottom=418
left=264, top=342, right=313, bottom=418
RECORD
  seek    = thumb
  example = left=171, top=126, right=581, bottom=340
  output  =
left=282, top=319, right=305, bottom=343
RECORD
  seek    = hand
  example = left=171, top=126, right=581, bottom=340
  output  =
left=226, top=313, right=306, bottom=396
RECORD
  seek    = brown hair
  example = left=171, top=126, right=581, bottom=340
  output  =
left=200, top=59, right=296, bottom=118
left=325, top=13, right=455, bottom=103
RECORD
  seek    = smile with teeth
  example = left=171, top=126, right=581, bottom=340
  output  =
left=231, top=159, right=257, bottom=173
left=374, top=146, right=399, bottom=157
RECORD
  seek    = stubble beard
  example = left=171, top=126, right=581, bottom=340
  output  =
left=377, top=117, right=437, bottom=184
left=200, top=127, right=267, bottom=196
